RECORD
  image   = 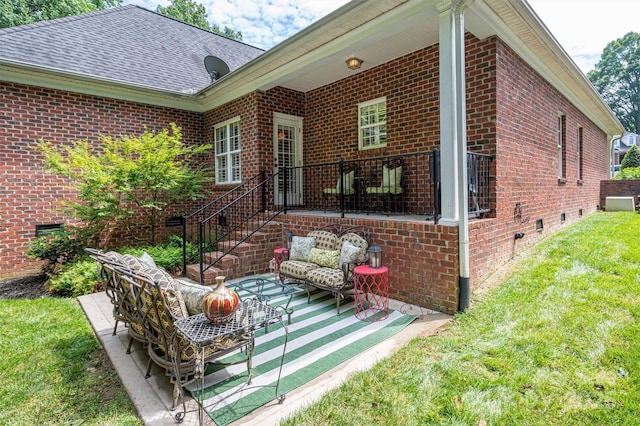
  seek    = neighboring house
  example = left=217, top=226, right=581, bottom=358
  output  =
left=0, top=0, right=623, bottom=313
left=613, top=132, right=639, bottom=169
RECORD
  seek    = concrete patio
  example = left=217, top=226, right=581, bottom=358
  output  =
left=78, top=278, right=451, bottom=426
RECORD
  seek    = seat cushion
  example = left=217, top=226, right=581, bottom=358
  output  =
left=366, top=165, right=403, bottom=194
left=138, top=266, right=189, bottom=320
left=279, top=260, right=319, bottom=280
left=307, top=230, right=339, bottom=250
left=306, top=267, right=346, bottom=288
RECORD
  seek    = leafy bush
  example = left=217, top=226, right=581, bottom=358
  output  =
left=46, top=259, right=100, bottom=297
left=46, top=236, right=195, bottom=296
left=621, top=144, right=640, bottom=169
left=119, top=236, right=192, bottom=274
left=27, top=226, right=95, bottom=276
left=36, top=124, right=212, bottom=244
left=612, top=166, right=640, bottom=180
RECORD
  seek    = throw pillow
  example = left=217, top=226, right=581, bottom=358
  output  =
left=174, top=279, right=213, bottom=316
left=289, top=236, right=316, bottom=261
left=139, top=252, right=157, bottom=268
left=308, top=248, right=340, bottom=268
left=339, top=240, right=363, bottom=268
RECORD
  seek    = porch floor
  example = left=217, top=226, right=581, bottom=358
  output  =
left=283, top=209, right=436, bottom=223
left=78, top=276, right=451, bottom=426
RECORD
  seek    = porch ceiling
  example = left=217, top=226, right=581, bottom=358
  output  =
left=259, top=3, right=497, bottom=94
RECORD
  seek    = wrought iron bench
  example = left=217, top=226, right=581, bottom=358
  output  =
left=87, top=248, right=252, bottom=409
left=277, top=225, right=371, bottom=315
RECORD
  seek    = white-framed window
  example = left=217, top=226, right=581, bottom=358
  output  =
left=576, top=125, right=583, bottom=181
left=214, top=117, right=241, bottom=184
left=558, top=112, right=566, bottom=179
left=358, top=97, right=387, bottom=150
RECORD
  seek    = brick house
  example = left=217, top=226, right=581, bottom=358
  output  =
left=0, top=0, right=623, bottom=313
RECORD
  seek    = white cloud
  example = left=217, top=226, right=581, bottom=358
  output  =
left=528, top=0, right=640, bottom=73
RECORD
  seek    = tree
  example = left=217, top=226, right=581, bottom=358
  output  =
left=156, top=0, right=242, bottom=40
left=588, top=32, right=640, bottom=133
left=621, top=144, right=640, bottom=170
left=36, top=123, right=212, bottom=245
left=0, top=0, right=122, bottom=28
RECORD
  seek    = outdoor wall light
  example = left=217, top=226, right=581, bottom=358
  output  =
left=367, top=243, right=382, bottom=268
left=346, top=56, right=363, bottom=70
left=285, top=230, right=295, bottom=249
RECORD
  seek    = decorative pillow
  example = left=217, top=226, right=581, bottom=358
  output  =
left=139, top=252, right=157, bottom=268
left=339, top=240, right=363, bottom=268
left=308, top=248, right=340, bottom=268
left=289, top=236, right=316, bottom=261
left=339, top=233, right=368, bottom=263
left=174, top=279, right=212, bottom=316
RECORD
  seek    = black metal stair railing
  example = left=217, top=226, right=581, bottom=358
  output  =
left=193, top=172, right=283, bottom=283
left=181, top=171, right=273, bottom=275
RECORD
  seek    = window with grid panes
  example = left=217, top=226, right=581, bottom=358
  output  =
left=358, top=97, right=387, bottom=150
left=214, top=117, right=241, bottom=184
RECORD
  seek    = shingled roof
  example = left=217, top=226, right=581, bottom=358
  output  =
left=0, top=5, right=264, bottom=93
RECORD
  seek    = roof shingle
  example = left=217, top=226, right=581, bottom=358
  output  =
left=0, top=5, right=264, bottom=93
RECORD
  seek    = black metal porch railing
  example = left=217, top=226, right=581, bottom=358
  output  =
left=182, top=150, right=492, bottom=282
left=278, top=150, right=492, bottom=222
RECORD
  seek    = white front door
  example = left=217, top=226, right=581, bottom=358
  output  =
left=273, top=113, right=303, bottom=206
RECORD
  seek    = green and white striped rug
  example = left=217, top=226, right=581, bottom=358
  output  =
left=185, top=276, right=416, bottom=426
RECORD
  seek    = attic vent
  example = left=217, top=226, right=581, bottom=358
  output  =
left=204, top=56, right=230, bottom=83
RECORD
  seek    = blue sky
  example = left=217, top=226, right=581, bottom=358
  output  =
left=123, top=0, right=640, bottom=74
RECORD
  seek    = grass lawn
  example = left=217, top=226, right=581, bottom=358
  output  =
left=0, top=297, right=140, bottom=425
left=282, top=212, right=640, bottom=425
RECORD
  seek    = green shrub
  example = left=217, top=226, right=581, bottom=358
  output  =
left=119, top=235, right=193, bottom=274
left=27, top=226, right=95, bottom=276
left=621, top=144, right=640, bottom=169
left=46, top=259, right=100, bottom=297
left=47, top=236, right=196, bottom=297
left=612, top=166, right=640, bottom=180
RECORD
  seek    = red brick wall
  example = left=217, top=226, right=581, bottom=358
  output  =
left=0, top=82, right=203, bottom=280
left=600, top=180, right=640, bottom=208
left=468, top=38, right=609, bottom=287
left=276, top=215, right=460, bottom=313
left=1, top=31, right=612, bottom=314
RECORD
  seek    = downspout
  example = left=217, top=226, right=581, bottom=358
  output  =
left=453, top=0, right=474, bottom=312
left=609, top=134, right=624, bottom=179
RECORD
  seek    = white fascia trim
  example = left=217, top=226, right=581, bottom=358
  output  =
left=0, top=60, right=200, bottom=111
left=470, top=0, right=623, bottom=136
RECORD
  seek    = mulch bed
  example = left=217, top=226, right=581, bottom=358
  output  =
left=0, top=275, right=49, bottom=299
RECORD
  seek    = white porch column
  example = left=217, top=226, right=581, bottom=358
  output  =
left=437, top=2, right=459, bottom=226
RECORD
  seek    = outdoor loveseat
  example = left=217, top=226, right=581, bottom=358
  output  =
left=87, top=248, right=252, bottom=408
left=278, top=225, right=370, bottom=314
